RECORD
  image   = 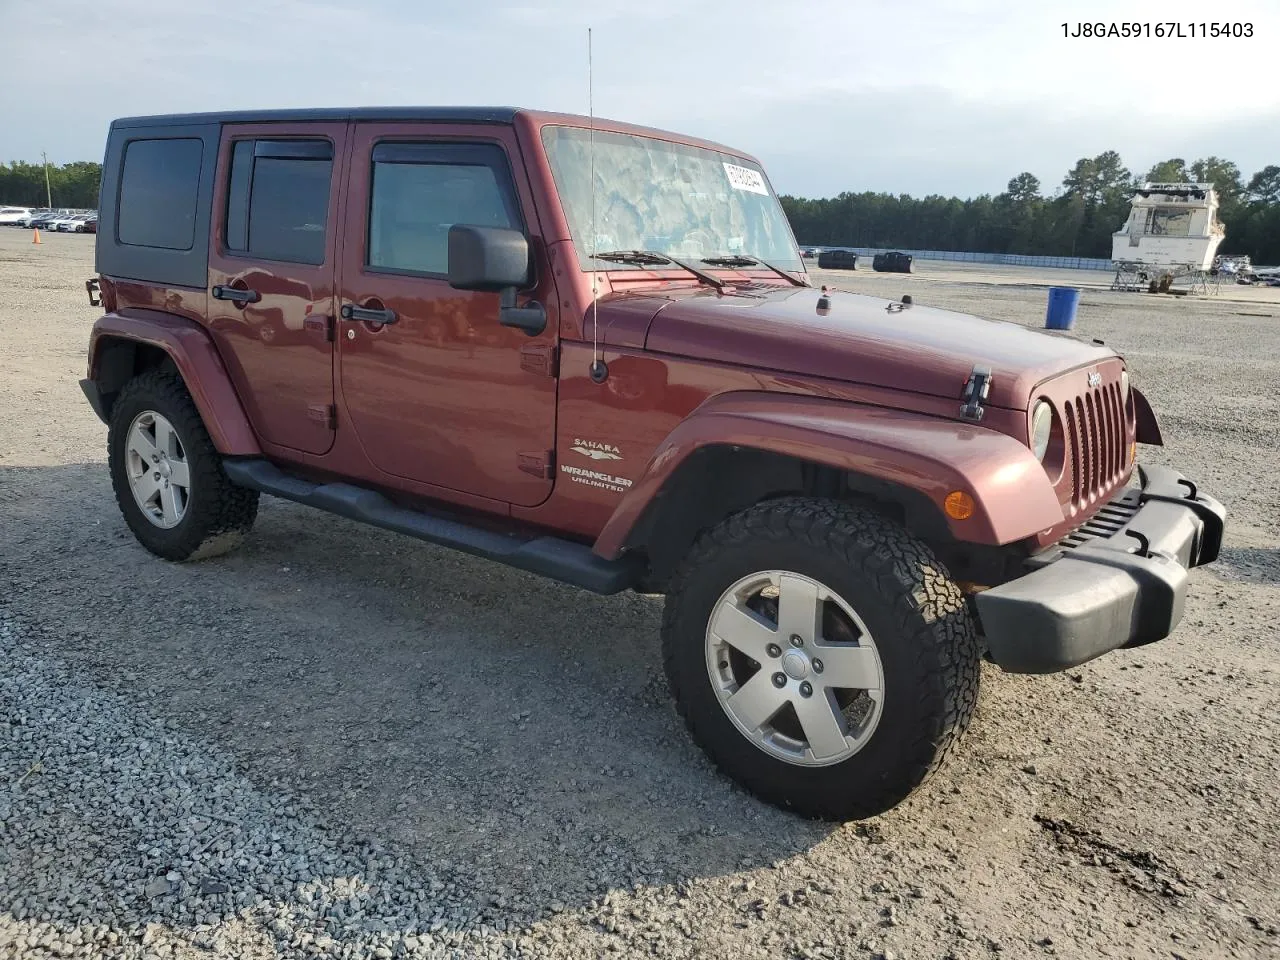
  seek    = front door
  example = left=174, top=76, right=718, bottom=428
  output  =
left=336, top=123, right=559, bottom=506
left=207, top=122, right=346, bottom=456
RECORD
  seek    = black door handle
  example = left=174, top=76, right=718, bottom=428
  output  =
left=212, top=285, right=260, bottom=304
left=341, top=304, right=397, bottom=324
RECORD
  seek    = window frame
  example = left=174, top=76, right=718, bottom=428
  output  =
left=362, top=139, right=526, bottom=282
left=221, top=136, right=336, bottom=266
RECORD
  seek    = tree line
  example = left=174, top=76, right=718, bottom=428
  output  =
left=0, top=160, right=102, bottom=210
left=4, top=153, right=1278, bottom=263
left=781, top=155, right=1280, bottom=265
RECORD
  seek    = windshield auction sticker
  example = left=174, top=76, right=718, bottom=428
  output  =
left=723, top=163, right=769, bottom=195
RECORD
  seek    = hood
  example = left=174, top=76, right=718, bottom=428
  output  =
left=637, top=284, right=1114, bottom=408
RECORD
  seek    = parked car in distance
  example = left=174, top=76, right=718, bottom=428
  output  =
left=81, top=106, right=1224, bottom=821
left=0, top=206, right=33, bottom=226
left=61, top=214, right=93, bottom=231
left=81, top=216, right=98, bottom=234
left=817, top=249, right=858, bottom=270
left=63, top=214, right=98, bottom=232
left=40, top=212, right=77, bottom=230
left=30, top=211, right=66, bottom=230
left=17, top=209, right=52, bottom=227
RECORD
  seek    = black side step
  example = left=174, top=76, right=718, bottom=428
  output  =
left=222, top=459, right=639, bottom=595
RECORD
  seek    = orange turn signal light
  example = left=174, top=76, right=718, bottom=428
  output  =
left=944, top=490, right=975, bottom=520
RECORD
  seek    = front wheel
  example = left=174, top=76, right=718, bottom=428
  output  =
left=662, top=498, right=980, bottom=819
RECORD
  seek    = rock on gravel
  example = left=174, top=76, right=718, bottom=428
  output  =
left=0, top=616, right=491, bottom=960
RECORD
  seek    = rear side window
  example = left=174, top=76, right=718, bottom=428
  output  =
left=224, top=139, right=333, bottom=264
left=366, top=142, right=521, bottom=276
left=117, top=138, right=203, bottom=250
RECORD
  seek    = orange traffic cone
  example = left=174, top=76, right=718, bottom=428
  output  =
left=32, top=228, right=41, bottom=244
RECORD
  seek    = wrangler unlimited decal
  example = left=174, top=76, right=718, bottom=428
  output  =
left=560, top=463, right=633, bottom=493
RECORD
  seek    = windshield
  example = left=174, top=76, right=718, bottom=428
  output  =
left=541, top=125, right=802, bottom=273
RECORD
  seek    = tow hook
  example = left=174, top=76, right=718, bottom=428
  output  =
left=960, top=365, right=992, bottom=421
left=85, top=278, right=101, bottom=307
left=1123, top=529, right=1152, bottom=557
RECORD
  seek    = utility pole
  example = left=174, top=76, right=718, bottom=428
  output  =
left=42, top=151, right=52, bottom=209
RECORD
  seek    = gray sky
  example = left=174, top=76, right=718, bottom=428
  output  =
left=3, top=0, right=1277, bottom=198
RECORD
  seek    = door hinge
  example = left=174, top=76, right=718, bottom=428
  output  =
left=304, top=314, right=335, bottom=341
left=517, top=450, right=554, bottom=479
left=520, top=342, right=559, bottom=378
left=308, top=403, right=336, bottom=429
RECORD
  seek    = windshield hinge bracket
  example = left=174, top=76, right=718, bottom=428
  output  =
left=959, top=365, right=992, bottom=422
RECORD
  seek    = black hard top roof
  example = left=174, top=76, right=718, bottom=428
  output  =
left=107, top=106, right=753, bottom=162
left=111, top=106, right=521, bottom=128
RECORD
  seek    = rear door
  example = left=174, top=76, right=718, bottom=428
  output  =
left=207, top=122, right=346, bottom=456
left=335, top=122, right=559, bottom=506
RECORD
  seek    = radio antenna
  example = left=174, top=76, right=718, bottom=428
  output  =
left=587, top=27, right=607, bottom=383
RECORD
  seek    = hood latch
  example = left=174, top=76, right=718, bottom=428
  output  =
left=960, top=365, right=992, bottom=422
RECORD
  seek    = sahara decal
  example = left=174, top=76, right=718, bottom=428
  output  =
left=570, top=438, right=623, bottom=461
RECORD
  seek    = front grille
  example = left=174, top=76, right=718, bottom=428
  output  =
left=1062, top=381, right=1128, bottom=507
left=1060, top=487, right=1140, bottom=550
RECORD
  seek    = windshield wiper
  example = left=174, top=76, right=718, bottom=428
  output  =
left=701, top=255, right=808, bottom=287
left=592, top=250, right=725, bottom=291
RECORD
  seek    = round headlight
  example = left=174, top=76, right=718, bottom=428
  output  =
left=1031, top=400, right=1053, bottom=461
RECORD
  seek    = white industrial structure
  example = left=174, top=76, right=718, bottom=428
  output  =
left=1111, top=182, right=1226, bottom=270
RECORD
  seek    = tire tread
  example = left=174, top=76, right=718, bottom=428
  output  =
left=108, top=370, right=258, bottom=562
left=661, top=496, right=980, bottom=819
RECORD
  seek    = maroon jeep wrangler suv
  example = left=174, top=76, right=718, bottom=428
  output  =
left=82, top=107, right=1224, bottom=819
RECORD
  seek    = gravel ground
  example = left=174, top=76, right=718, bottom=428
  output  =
left=1, top=229, right=1278, bottom=960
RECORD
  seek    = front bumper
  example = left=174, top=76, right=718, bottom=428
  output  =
left=975, top=465, right=1225, bottom=674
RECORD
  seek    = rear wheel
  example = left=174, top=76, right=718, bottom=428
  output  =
left=662, top=497, right=980, bottom=819
left=108, top=370, right=258, bottom=561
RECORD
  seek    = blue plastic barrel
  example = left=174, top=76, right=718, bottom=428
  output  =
left=1045, top=287, right=1080, bottom=330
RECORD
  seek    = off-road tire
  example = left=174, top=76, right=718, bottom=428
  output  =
left=108, top=370, right=259, bottom=561
left=662, top=497, right=980, bottom=820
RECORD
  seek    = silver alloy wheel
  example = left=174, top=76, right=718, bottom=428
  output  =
left=125, top=411, right=190, bottom=529
left=705, top=571, right=885, bottom=766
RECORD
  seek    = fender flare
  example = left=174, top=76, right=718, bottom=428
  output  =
left=593, top=391, right=1065, bottom=557
left=86, top=309, right=261, bottom=456
left=1131, top=387, right=1163, bottom=446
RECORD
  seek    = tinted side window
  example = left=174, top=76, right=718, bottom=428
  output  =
left=118, top=138, right=203, bottom=250
left=224, top=140, right=253, bottom=251
left=225, top=139, right=332, bottom=264
left=367, top=143, right=520, bottom=275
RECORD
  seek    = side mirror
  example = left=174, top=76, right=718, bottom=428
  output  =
left=447, top=224, right=530, bottom=291
left=447, top=224, right=545, bottom=336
